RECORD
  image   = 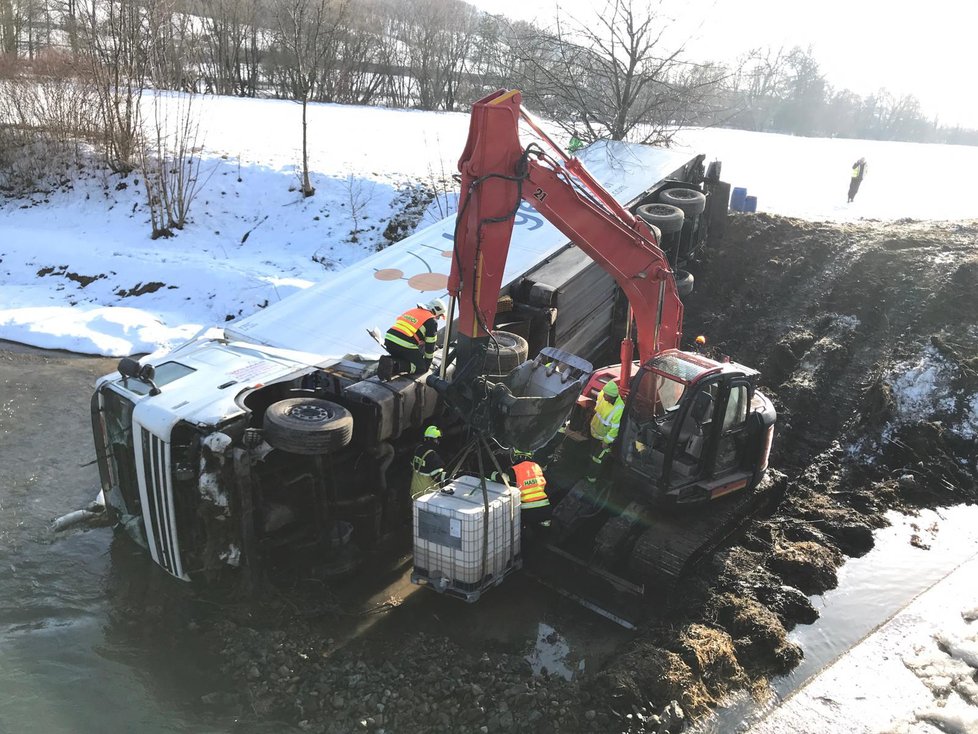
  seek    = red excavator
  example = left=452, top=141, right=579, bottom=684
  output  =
left=431, top=89, right=777, bottom=626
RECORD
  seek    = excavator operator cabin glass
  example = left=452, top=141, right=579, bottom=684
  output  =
left=641, top=353, right=714, bottom=420
left=653, top=373, right=685, bottom=418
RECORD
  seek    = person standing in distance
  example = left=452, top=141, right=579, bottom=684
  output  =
left=848, top=157, right=867, bottom=203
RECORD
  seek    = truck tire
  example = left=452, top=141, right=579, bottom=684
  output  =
left=263, top=398, right=353, bottom=455
left=674, top=269, right=694, bottom=297
left=636, top=203, right=684, bottom=234
left=482, top=330, right=529, bottom=375
left=659, top=187, right=706, bottom=216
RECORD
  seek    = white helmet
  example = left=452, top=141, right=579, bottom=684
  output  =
left=424, top=298, right=447, bottom=319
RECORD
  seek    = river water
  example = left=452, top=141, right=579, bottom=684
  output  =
left=0, top=346, right=247, bottom=733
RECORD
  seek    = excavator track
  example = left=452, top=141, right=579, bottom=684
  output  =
left=628, top=474, right=782, bottom=586
left=523, top=473, right=785, bottom=628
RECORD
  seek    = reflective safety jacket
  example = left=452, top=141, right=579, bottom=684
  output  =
left=590, top=392, right=625, bottom=445
left=410, top=445, right=444, bottom=499
left=513, top=461, right=549, bottom=509
left=385, top=308, right=438, bottom=358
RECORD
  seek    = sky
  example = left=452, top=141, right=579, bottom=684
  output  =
left=468, top=0, right=978, bottom=129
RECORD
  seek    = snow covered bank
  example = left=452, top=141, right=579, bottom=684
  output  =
left=2, top=93, right=977, bottom=356
left=749, top=549, right=978, bottom=734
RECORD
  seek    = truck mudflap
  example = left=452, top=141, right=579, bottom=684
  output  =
left=524, top=472, right=786, bottom=628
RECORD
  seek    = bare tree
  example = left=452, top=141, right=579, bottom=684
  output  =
left=78, top=0, right=149, bottom=173
left=399, top=0, right=478, bottom=111
left=371, top=0, right=411, bottom=107
left=138, top=90, right=206, bottom=238
left=194, top=0, right=267, bottom=96
left=327, top=2, right=386, bottom=105
left=518, top=0, right=725, bottom=144
left=728, top=46, right=792, bottom=131
left=273, top=0, right=348, bottom=197
left=0, top=49, right=98, bottom=190
left=1, top=0, right=22, bottom=55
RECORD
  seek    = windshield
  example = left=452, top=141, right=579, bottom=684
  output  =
left=629, top=367, right=687, bottom=421
left=629, top=353, right=717, bottom=421
left=116, top=361, right=196, bottom=395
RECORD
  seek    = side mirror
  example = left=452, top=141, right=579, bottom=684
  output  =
left=118, top=357, right=140, bottom=378
left=117, top=357, right=161, bottom=396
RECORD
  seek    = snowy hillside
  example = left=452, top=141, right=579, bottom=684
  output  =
left=1, top=93, right=977, bottom=356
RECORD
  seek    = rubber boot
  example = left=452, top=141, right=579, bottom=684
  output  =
left=377, top=355, right=393, bottom=381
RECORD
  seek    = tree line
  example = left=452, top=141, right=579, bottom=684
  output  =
left=718, top=46, right=978, bottom=146
left=1, top=0, right=975, bottom=211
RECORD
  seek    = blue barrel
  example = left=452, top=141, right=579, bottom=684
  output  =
left=730, top=186, right=747, bottom=212
left=744, top=195, right=757, bottom=213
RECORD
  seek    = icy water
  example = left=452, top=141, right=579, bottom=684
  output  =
left=0, top=347, right=247, bottom=733
left=692, top=504, right=978, bottom=733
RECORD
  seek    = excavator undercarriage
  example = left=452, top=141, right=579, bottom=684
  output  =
left=525, top=472, right=785, bottom=628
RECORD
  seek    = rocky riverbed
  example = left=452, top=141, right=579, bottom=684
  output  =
left=196, top=214, right=978, bottom=733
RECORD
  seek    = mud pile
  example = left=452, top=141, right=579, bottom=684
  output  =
left=213, top=214, right=978, bottom=732
left=597, top=214, right=978, bottom=717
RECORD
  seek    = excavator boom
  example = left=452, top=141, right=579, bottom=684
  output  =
left=451, top=89, right=683, bottom=370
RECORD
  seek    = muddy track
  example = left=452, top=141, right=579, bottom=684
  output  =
left=210, top=214, right=978, bottom=733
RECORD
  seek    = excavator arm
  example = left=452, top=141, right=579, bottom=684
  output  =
left=450, top=89, right=684, bottom=373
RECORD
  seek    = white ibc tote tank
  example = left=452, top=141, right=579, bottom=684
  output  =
left=411, top=475, right=522, bottom=601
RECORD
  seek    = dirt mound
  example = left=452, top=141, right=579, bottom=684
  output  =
left=677, top=624, right=746, bottom=700
left=595, top=640, right=713, bottom=717
left=590, top=214, right=978, bottom=722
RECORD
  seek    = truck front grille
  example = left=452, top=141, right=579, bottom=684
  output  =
left=138, top=426, right=187, bottom=579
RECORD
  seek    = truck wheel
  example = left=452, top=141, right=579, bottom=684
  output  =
left=482, top=330, right=528, bottom=375
left=674, top=269, right=694, bottom=297
left=636, top=203, right=684, bottom=234
left=659, top=187, right=706, bottom=216
left=263, top=398, right=353, bottom=455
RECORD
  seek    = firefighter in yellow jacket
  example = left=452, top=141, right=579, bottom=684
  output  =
left=378, top=298, right=446, bottom=381
left=410, top=425, right=446, bottom=499
left=588, top=380, right=624, bottom=483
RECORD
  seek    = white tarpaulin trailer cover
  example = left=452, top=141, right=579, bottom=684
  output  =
left=226, top=141, right=696, bottom=360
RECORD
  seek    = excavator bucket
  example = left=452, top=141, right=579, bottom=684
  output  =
left=487, top=347, right=592, bottom=451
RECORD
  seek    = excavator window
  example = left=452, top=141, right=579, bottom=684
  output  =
left=715, top=382, right=751, bottom=472
left=653, top=373, right=686, bottom=418
left=721, top=385, right=749, bottom=431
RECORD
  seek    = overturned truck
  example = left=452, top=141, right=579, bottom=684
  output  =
left=89, top=137, right=730, bottom=585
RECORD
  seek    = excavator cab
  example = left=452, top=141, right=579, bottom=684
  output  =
left=619, top=350, right=776, bottom=504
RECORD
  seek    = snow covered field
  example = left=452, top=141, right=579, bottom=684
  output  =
left=1, top=93, right=977, bottom=356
